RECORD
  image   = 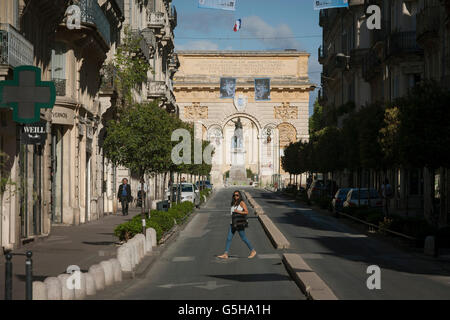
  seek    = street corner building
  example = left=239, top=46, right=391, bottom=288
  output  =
left=0, top=0, right=179, bottom=251
left=173, top=50, right=315, bottom=188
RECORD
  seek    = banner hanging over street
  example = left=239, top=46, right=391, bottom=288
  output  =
left=313, top=0, right=349, bottom=10
left=198, top=0, right=236, bottom=11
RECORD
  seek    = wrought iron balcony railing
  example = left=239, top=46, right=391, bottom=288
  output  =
left=169, top=5, right=177, bottom=29
left=131, top=29, right=150, bottom=60
left=0, top=24, right=34, bottom=67
left=168, top=53, right=179, bottom=70
left=78, top=0, right=111, bottom=45
left=147, top=80, right=167, bottom=98
left=53, top=78, right=66, bottom=96
left=319, top=45, right=327, bottom=61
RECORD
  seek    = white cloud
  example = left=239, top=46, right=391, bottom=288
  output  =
left=241, top=16, right=302, bottom=50
left=176, top=40, right=219, bottom=51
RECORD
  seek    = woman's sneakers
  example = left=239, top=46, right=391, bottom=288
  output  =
left=248, top=250, right=257, bottom=259
left=217, top=253, right=228, bottom=259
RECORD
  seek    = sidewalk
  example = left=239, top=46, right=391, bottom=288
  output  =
left=0, top=209, right=142, bottom=300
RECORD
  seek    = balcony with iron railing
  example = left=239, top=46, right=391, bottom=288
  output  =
left=169, top=5, right=177, bottom=29
left=168, top=53, right=180, bottom=71
left=318, top=45, right=327, bottom=63
left=0, top=24, right=34, bottom=68
left=147, top=80, right=167, bottom=99
left=387, top=31, right=423, bottom=57
left=78, top=0, right=111, bottom=46
left=319, top=9, right=328, bottom=27
left=417, top=4, right=441, bottom=42
left=131, top=29, right=151, bottom=60
left=148, top=12, right=166, bottom=30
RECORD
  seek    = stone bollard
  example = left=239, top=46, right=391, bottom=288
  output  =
left=127, top=239, right=138, bottom=267
left=117, top=244, right=132, bottom=272
left=145, top=228, right=154, bottom=254
left=74, top=272, right=87, bottom=300
left=85, top=272, right=96, bottom=296
left=424, top=236, right=436, bottom=256
left=132, top=239, right=140, bottom=265
left=44, top=277, right=62, bottom=300
left=57, top=274, right=75, bottom=300
left=135, top=234, right=146, bottom=259
left=109, top=258, right=123, bottom=283
left=148, top=228, right=157, bottom=247
left=88, top=264, right=106, bottom=291
left=100, top=260, right=114, bottom=287
left=32, top=281, right=47, bottom=300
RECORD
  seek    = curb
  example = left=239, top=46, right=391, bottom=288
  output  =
left=282, top=253, right=338, bottom=300
left=258, top=215, right=290, bottom=249
left=242, top=190, right=289, bottom=250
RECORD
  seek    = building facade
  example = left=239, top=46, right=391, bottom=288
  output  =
left=0, top=0, right=179, bottom=251
left=174, top=51, right=314, bottom=187
left=318, top=0, right=450, bottom=225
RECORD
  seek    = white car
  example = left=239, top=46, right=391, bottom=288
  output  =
left=343, top=188, right=383, bottom=210
left=165, top=183, right=200, bottom=207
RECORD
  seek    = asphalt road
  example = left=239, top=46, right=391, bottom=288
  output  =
left=95, top=187, right=305, bottom=300
left=247, top=188, right=450, bottom=300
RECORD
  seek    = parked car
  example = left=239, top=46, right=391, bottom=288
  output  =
left=331, top=188, right=352, bottom=213
left=196, top=180, right=213, bottom=190
left=166, top=183, right=201, bottom=207
left=307, top=180, right=325, bottom=200
left=343, top=188, right=383, bottom=210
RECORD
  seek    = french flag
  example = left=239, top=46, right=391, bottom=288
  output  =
left=233, top=19, right=242, bottom=32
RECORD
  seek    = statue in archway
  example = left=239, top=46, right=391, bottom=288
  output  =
left=231, top=117, right=243, bottom=149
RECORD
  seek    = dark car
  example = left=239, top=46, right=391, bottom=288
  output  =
left=332, top=188, right=352, bottom=214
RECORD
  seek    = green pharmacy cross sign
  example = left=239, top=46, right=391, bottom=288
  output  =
left=0, top=66, right=56, bottom=124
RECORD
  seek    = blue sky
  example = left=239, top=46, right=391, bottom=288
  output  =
left=173, top=0, right=322, bottom=115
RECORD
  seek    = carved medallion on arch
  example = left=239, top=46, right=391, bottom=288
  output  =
left=184, top=102, right=208, bottom=120
left=278, top=123, right=297, bottom=147
left=274, top=102, right=298, bottom=120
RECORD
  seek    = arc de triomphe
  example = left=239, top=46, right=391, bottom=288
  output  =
left=173, top=50, right=315, bottom=187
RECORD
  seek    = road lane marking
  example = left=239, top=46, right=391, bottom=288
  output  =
left=172, top=256, right=196, bottom=262
left=195, top=281, right=231, bottom=290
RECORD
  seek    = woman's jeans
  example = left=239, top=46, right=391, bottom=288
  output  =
left=225, top=224, right=254, bottom=253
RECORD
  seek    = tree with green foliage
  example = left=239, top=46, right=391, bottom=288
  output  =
left=381, top=81, right=450, bottom=226
left=103, top=101, right=174, bottom=223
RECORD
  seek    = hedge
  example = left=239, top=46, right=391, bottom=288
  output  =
left=114, top=201, right=196, bottom=242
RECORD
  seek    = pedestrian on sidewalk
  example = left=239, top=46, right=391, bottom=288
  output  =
left=218, top=191, right=256, bottom=259
left=118, top=178, right=132, bottom=216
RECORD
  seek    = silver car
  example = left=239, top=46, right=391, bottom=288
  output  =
left=343, top=188, right=383, bottom=210
left=166, top=183, right=201, bottom=207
